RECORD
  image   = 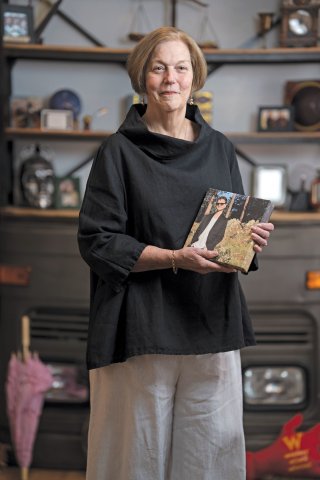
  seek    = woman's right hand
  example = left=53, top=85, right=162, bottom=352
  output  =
left=174, top=247, right=236, bottom=274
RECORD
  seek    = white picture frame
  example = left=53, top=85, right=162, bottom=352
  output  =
left=252, top=165, right=287, bottom=207
left=41, top=109, right=73, bottom=131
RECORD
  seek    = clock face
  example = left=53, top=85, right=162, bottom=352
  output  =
left=280, top=0, right=319, bottom=46
left=288, top=9, right=312, bottom=35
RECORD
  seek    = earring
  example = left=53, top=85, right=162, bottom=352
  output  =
left=189, top=96, right=194, bottom=105
left=140, top=95, right=145, bottom=105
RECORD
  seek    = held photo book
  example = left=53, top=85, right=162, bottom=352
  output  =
left=184, top=188, right=274, bottom=273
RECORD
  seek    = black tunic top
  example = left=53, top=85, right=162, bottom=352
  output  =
left=78, top=104, right=257, bottom=370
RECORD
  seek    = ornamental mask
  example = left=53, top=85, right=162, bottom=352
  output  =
left=20, top=147, right=55, bottom=209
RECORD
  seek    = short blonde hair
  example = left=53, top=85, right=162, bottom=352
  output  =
left=127, top=26, right=207, bottom=95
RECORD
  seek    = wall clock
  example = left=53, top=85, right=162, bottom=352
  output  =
left=279, top=0, right=320, bottom=47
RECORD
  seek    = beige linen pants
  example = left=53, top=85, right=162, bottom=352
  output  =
left=86, top=351, right=245, bottom=480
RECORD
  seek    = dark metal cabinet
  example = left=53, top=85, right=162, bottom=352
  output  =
left=1, top=211, right=320, bottom=469
left=240, top=216, right=320, bottom=452
left=0, top=210, right=90, bottom=469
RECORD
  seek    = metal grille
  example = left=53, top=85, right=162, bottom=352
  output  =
left=255, top=329, right=313, bottom=345
left=251, top=310, right=314, bottom=346
left=29, top=307, right=89, bottom=343
left=27, top=307, right=89, bottom=363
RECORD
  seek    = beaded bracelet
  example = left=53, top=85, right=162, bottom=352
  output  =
left=171, top=250, right=178, bottom=274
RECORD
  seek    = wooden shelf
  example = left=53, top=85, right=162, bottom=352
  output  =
left=227, top=131, right=320, bottom=144
left=271, top=210, right=320, bottom=223
left=4, top=43, right=320, bottom=65
left=202, top=46, right=320, bottom=65
left=5, top=127, right=111, bottom=141
left=0, top=467, right=85, bottom=480
left=1, top=206, right=320, bottom=223
left=4, top=44, right=130, bottom=63
left=5, top=128, right=320, bottom=144
left=0, top=206, right=79, bottom=219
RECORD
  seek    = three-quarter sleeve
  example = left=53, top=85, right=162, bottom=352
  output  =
left=77, top=139, right=147, bottom=293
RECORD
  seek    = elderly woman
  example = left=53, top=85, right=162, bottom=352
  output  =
left=78, top=26, right=274, bottom=480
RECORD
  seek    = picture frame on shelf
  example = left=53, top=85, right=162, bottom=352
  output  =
left=41, top=109, right=74, bottom=131
left=2, top=4, right=34, bottom=44
left=10, top=96, right=44, bottom=128
left=252, top=165, right=287, bottom=208
left=54, top=177, right=81, bottom=209
left=257, top=106, right=294, bottom=132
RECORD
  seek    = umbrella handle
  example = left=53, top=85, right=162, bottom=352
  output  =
left=21, top=315, right=30, bottom=362
left=21, top=466, right=29, bottom=480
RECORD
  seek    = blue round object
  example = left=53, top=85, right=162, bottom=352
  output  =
left=49, top=89, right=82, bottom=119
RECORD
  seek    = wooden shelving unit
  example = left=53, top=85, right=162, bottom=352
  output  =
left=2, top=43, right=320, bottom=211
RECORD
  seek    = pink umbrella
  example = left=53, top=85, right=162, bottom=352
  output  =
left=5, top=316, right=53, bottom=480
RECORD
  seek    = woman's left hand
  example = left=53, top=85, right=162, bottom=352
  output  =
left=251, top=222, right=274, bottom=253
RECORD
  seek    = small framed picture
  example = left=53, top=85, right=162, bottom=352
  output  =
left=257, top=106, right=294, bottom=132
left=252, top=165, right=287, bottom=207
left=2, top=4, right=34, bottom=44
left=10, top=96, right=44, bottom=128
left=54, top=177, right=81, bottom=209
left=41, top=109, right=74, bottom=131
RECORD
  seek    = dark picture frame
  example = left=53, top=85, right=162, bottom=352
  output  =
left=2, top=4, right=34, bottom=44
left=257, top=106, right=294, bottom=132
left=54, top=177, right=81, bottom=209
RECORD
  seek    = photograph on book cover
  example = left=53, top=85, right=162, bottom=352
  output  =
left=184, top=188, right=273, bottom=273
